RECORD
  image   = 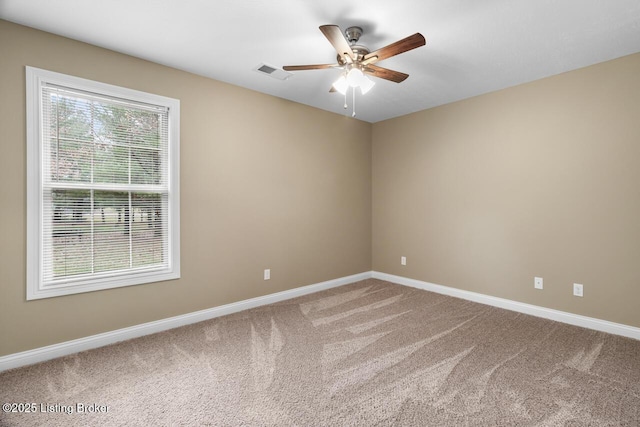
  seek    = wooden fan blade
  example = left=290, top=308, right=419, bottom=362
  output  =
left=363, top=33, right=425, bottom=64
left=283, top=64, right=338, bottom=71
left=319, top=25, right=354, bottom=62
left=364, top=64, right=409, bottom=83
left=329, top=86, right=337, bottom=93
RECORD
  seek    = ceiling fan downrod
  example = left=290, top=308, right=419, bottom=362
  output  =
left=344, top=26, right=363, bottom=44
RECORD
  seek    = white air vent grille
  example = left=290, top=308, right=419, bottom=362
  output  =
left=253, top=63, right=293, bottom=81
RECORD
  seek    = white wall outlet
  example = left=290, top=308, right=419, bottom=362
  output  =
left=534, top=277, right=543, bottom=290
left=573, top=283, right=583, bottom=297
left=401, top=256, right=407, bottom=266
left=264, top=269, right=271, bottom=280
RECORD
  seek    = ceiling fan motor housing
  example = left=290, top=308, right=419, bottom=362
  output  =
left=337, top=46, right=370, bottom=65
left=338, top=27, right=370, bottom=67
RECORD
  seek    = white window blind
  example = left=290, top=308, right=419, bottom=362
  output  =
left=27, top=67, right=180, bottom=299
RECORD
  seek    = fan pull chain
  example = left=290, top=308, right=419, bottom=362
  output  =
left=352, top=87, right=356, bottom=117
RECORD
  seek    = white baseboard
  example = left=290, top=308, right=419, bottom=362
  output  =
left=4, top=270, right=637, bottom=373
left=0, top=271, right=373, bottom=372
left=373, top=271, right=640, bottom=341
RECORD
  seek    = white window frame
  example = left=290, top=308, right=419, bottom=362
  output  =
left=26, top=66, right=180, bottom=300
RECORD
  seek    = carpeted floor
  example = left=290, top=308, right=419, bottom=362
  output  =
left=1, top=279, right=639, bottom=426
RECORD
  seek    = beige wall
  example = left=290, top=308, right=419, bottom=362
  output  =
left=373, top=52, right=640, bottom=328
left=0, top=20, right=372, bottom=356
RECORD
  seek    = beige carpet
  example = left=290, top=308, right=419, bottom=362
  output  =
left=1, top=279, right=639, bottom=426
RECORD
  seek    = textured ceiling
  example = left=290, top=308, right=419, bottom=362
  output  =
left=2, top=0, right=640, bottom=122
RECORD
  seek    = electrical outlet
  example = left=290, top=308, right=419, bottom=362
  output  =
left=534, top=277, right=543, bottom=290
left=264, top=269, right=270, bottom=280
left=401, top=256, right=407, bottom=266
left=573, top=283, right=583, bottom=297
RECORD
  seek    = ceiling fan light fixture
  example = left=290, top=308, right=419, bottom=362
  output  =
left=334, top=69, right=375, bottom=96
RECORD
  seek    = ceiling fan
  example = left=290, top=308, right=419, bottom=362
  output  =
left=283, top=25, right=426, bottom=94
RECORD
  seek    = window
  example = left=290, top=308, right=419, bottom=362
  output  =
left=26, top=67, right=180, bottom=300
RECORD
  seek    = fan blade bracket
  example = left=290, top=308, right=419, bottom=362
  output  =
left=361, top=56, right=378, bottom=66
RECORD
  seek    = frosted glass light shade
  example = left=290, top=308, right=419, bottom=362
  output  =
left=347, top=68, right=365, bottom=87
left=360, top=76, right=375, bottom=94
left=332, top=75, right=348, bottom=95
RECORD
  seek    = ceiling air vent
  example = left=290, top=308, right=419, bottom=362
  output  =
left=258, top=64, right=276, bottom=74
left=253, top=63, right=293, bottom=81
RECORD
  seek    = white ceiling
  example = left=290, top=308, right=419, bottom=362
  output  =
left=2, top=0, right=640, bottom=123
